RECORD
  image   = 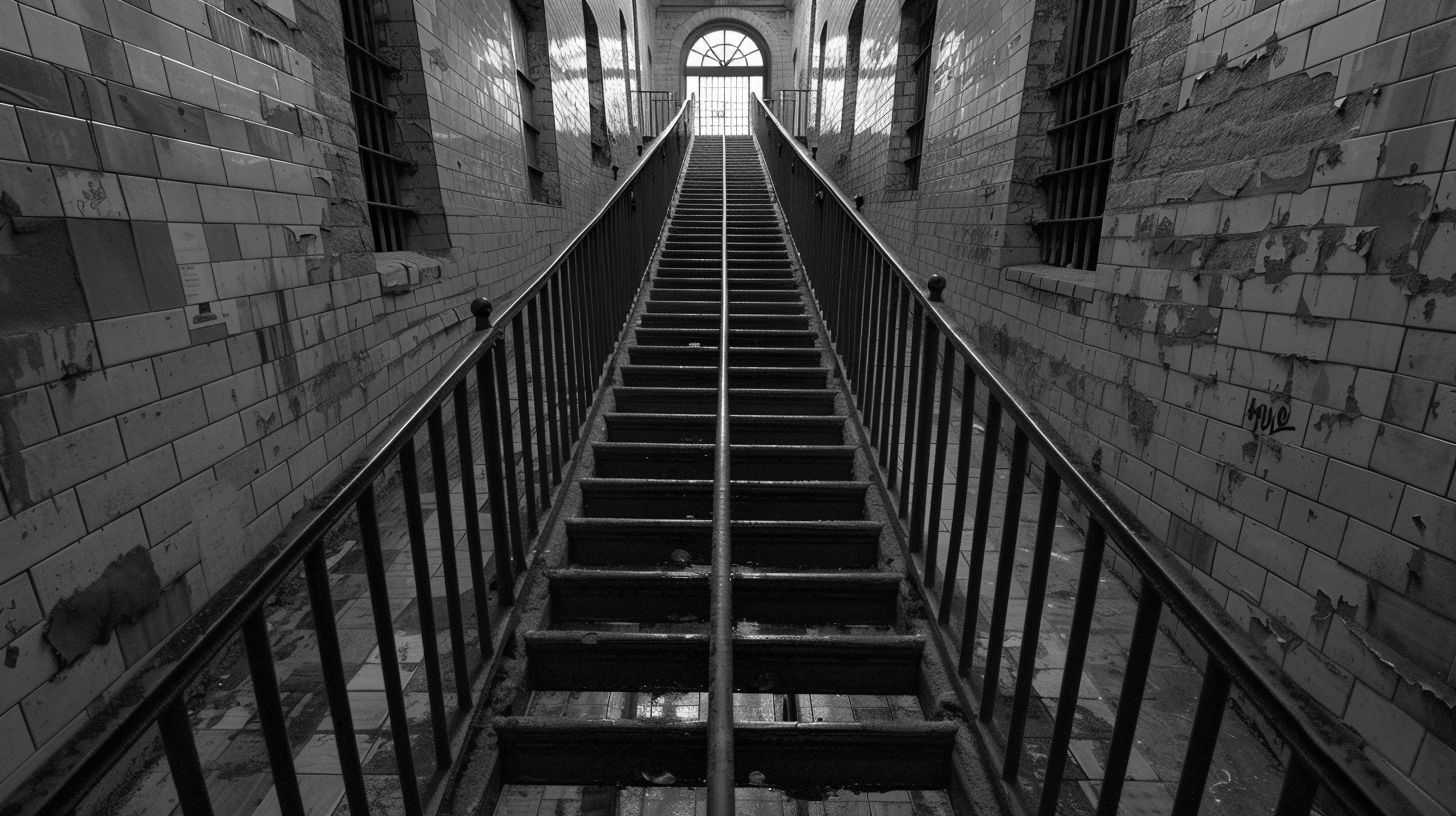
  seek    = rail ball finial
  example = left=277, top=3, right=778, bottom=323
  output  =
left=854, top=194, right=865, bottom=210
left=927, top=275, right=946, bottom=303
left=471, top=297, right=493, bottom=330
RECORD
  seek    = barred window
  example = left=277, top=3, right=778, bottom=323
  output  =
left=511, top=4, right=548, bottom=201
left=340, top=0, right=412, bottom=250
left=841, top=0, right=864, bottom=147
left=1039, top=0, right=1134, bottom=269
left=898, top=0, right=935, bottom=190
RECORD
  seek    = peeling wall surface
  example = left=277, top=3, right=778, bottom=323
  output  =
left=0, top=0, right=650, bottom=795
left=791, top=0, right=1456, bottom=810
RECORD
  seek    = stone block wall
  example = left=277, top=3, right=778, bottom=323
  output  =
left=789, top=0, right=1456, bottom=811
left=0, top=0, right=648, bottom=796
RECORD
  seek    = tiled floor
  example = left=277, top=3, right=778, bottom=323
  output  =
left=892, top=367, right=1282, bottom=816
left=82, top=405, right=499, bottom=816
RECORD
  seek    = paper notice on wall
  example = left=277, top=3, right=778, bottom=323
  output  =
left=186, top=299, right=241, bottom=335
left=180, top=263, right=219, bottom=305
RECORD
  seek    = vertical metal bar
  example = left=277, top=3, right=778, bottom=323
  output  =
left=478, top=353, right=517, bottom=605
left=908, top=315, right=937, bottom=549
left=453, top=383, right=494, bottom=657
left=242, top=611, right=305, bottom=816
left=707, top=132, right=735, bottom=816
left=304, top=546, right=371, bottom=816
left=399, top=440, right=453, bottom=769
left=1170, top=661, right=1232, bottom=816
left=1273, top=755, right=1319, bottom=816
left=1096, top=578, right=1163, bottom=816
left=939, top=368, right=981, bottom=624
left=1002, top=467, right=1063, bottom=781
left=493, top=342, right=527, bottom=571
left=357, top=485, right=426, bottom=816
left=1038, top=519, right=1108, bottom=816
left=512, top=316, right=540, bottom=534
left=881, top=282, right=905, bottom=471
left=958, top=394, right=1004, bottom=673
left=536, top=294, right=563, bottom=486
left=979, top=425, right=1029, bottom=723
left=923, top=340, right=955, bottom=588
left=897, top=301, right=924, bottom=510
left=428, top=412, right=473, bottom=708
left=158, top=697, right=215, bottom=816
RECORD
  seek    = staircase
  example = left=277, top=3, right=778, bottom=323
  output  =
left=483, top=136, right=962, bottom=813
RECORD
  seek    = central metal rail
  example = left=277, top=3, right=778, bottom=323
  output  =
left=707, top=133, right=735, bottom=816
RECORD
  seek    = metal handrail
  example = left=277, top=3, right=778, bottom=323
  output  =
left=707, top=133, right=735, bottom=816
left=6, top=98, right=694, bottom=816
left=752, top=96, right=1420, bottom=816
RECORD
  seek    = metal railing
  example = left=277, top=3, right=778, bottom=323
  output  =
left=752, top=97, right=1420, bottom=816
left=634, top=90, right=678, bottom=139
left=6, top=99, right=693, bottom=816
left=762, top=90, right=809, bottom=141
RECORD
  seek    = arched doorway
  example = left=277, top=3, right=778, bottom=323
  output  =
left=682, top=25, right=768, bottom=135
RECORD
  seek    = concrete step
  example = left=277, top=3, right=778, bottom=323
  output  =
left=564, top=518, right=884, bottom=569
left=603, top=413, right=845, bottom=444
left=590, top=443, right=854, bottom=479
left=546, top=569, right=902, bottom=626
left=578, top=478, right=867, bottom=520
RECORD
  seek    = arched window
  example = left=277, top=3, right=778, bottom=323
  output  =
left=584, top=3, right=610, bottom=166
left=620, top=11, right=634, bottom=131
left=841, top=0, right=864, bottom=148
left=683, top=26, right=767, bottom=135
left=814, top=23, right=827, bottom=135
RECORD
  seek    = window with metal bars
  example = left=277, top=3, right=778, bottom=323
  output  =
left=339, top=0, right=412, bottom=252
left=511, top=3, right=548, bottom=200
left=1038, top=0, right=1134, bottom=269
left=898, top=0, right=935, bottom=190
left=584, top=3, right=611, bottom=168
left=840, top=0, right=864, bottom=149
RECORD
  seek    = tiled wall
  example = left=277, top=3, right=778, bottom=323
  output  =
left=791, top=0, right=1456, bottom=810
left=0, top=0, right=647, bottom=795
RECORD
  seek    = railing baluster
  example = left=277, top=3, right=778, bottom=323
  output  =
left=980, top=423, right=1028, bottom=723
left=429, top=411, right=473, bottom=708
left=399, top=440, right=454, bottom=769
left=477, top=353, right=517, bottom=605
left=536, top=293, right=564, bottom=486
left=550, top=275, right=576, bottom=449
left=493, top=342, right=527, bottom=571
left=866, top=258, right=890, bottom=441
left=883, top=282, right=906, bottom=473
left=1171, top=661, right=1233, bottom=816
left=957, top=391, right=1001, bottom=676
left=357, top=485, right=426, bottom=816
left=1096, top=578, right=1163, bottom=816
left=452, top=383, right=494, bottom=658
left=242, top=610, right=305, bottom=816
left=512, top=316, right=540, bottom=534
left=1273, top=756, right=1320, bottom=816
left=938, top=367, right=979, bottom=622
left=924, top=340, right=956, bottom=588
left=158, top=697, right=215, bottom=816
left=1003, top=467, right=1063, bottom=781
left=304, top=546, right=371, bottom=815
left=896, top=297, right=922, bottom=505
left=1038, top=519, right=1107, bottom=816
left=908, top=316, right=937, bottom=550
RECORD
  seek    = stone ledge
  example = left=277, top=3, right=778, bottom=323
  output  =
left=1004, top=264, right=1096, bottom=301
left=376, top=251, right=445, bottom=294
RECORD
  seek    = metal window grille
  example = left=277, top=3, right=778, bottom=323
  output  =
left=1039, top=0, right=1134, bottom=269
left=511, top=5, right=546, bottom=201
left=902, top=0, right=935, bottom=189
left=340, top=0, right=411, bottom=251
